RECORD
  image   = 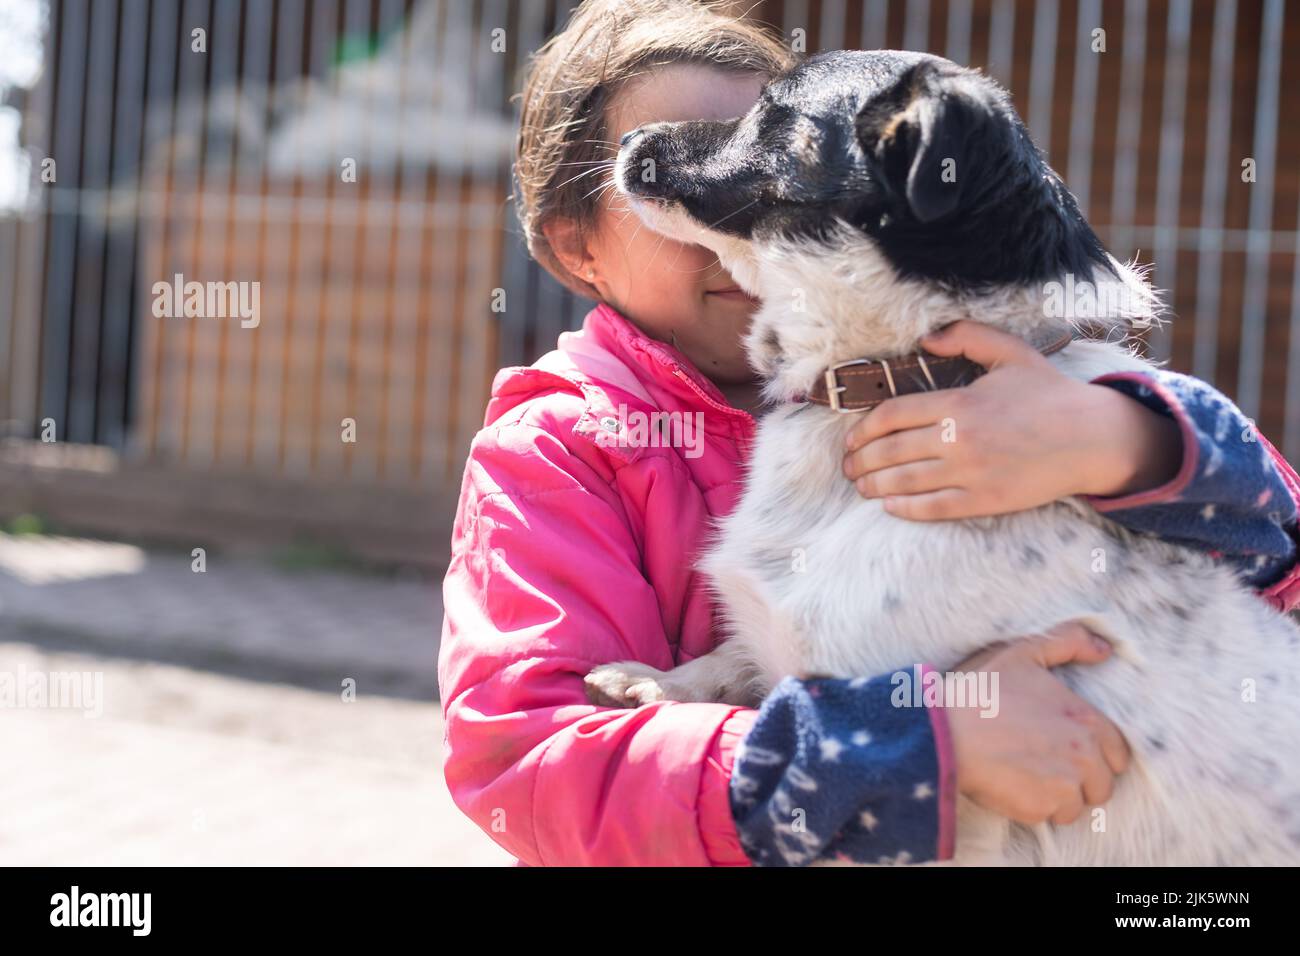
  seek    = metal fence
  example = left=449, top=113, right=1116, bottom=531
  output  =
left=0, top=0, right=591, bottom=493
left=2, top=0, right=1298, bottom=506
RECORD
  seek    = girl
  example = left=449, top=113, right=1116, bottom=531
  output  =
left=438, top=0, right=1300, bottom=866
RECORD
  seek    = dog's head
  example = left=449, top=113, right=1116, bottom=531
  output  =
left=615, top=50, right=1152, bottom=399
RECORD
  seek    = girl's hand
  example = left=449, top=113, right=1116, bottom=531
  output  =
left=842, top=321, right=1184, bottom=521
left=946, top=623, right=1131, bottom=825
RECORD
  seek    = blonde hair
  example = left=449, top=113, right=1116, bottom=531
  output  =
left=513, top=0, right=797, bottom=296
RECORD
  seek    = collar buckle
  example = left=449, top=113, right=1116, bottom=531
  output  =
left=823, top=357, right=896, bottom=413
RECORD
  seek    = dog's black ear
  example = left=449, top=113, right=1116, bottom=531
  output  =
left=858, top=64, right=996, bottom=224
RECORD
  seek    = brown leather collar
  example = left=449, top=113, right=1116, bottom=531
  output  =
left=805, top=326, right=1075, bottom=412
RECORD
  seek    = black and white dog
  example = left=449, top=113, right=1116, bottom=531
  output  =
left=587, top=51, right=1300, bottom=865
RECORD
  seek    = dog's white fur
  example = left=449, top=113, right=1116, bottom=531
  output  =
left=587, top=193, right=1300, bottom=864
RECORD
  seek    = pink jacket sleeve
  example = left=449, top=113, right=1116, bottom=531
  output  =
left=438, top=415, right=757, bottom=866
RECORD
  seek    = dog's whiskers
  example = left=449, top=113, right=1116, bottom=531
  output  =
left=706, top=198, right=760, bottom=231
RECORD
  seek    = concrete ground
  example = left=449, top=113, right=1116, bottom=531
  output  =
left=0, top=532, right=512, bottom=866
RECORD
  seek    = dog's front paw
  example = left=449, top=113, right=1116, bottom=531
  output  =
left=585, top=662, right=670, bottom=708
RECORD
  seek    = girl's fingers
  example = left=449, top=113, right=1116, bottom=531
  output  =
left=1050, top=788, right=1087, bottom=826
left=843, top=424, right=946, bottom=479
left=1095, top=716, right=1132, bottom=776
left=1079, top=748, right=1117, bottom=808
left=845, top=391, right=960, bottom=451
left=1027, top=624, right=1112, bottom=668
left=880, top=487, right=970, bottom=521
left=920, top=320, right=1047, bottom=369
left=854, top=460, right=951, bottom=498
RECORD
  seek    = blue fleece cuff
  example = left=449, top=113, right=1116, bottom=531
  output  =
left=729, top=672, right=947, bottom=866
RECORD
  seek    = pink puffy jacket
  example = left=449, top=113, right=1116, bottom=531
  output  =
left=438, top=301, right=1300, bottom=867
left=439, top=302, right=762, bottom=866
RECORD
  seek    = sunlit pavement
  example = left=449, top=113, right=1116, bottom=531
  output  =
left=0, top=533, right=512, bottom=866
left=0, top=644, right=511, bottom=865
left=0, top=532, right=443, bottom=698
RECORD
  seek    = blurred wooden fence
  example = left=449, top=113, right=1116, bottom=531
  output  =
left=137, top=176, right=504, bottom=484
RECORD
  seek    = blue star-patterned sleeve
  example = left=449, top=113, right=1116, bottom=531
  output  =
left=728, top=670, right=954, bottom=866
left=1086, top=370, right=1299, bottom=590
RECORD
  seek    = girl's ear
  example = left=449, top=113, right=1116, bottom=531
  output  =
left=542, top=216, right=597, bottom=285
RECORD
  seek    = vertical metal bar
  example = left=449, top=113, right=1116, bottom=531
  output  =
left=1067, top=0, right=1102, bottom=217
left=903, top=0, right=930, bottom=52
left=231, top=0, right=274, bottom=468
left=339, top=0, right=373, bottom=482
left=379, top=0, right=429, bottom=483
left=66, top=0, right=118, bottom=443
left=419, top=0, right=458, bottom=480
left=0, top=0, right=41, bottom=432
left=987, top=0, right=1019, bottom=89
left=495, top=0, right=546, bottom=376
left=1027, top=0, right=1059, bottom=158
left=409, top=0, right=451, bottom=481
left=1190, top=0, right=1237, bottom=383
left=7, top=0, right=57, bottom=440
left=1235, top=0, right=1285, bottom=420
left=0, top=0, right=45, bottom=431
left=39, top=0, right=90, bottom=443
left=281, top=0, right=335, bottom=476
left=1107, top=0, right=1146, bottom=259
left=986, top=0, right=1015, bottom=89
left=313, top=0, right=364, bottom=478
left=163, top=0, right=214, bottom=461
left=252, top=0, right=304, bottom=473
left=426, top=0, right=483, bottom=482
left=818, top=0, right=846, bottom=51
left=452, top=0, right=511, bottom=480
left=1285, top=206, right=1300, bottom=463
left=96, top=0, right=149, bottom=450
left=365, top=0, right=405, bottom=483
left=0, top=214, right=14, bottom=431
left=186, top=0, right=241, bottom=468
left=343, top=0, right=397, bottom=481
left=860, top=0, right=888, bottom=50
left=782, top=0, right=809, bottom=48
left=337, top=0, right=385, bottom=483
left=1149, top=0, right=1191, bottom=361
left=135, top=0, right=182, bottom=458
left=945, top=0, right=973, bottom=66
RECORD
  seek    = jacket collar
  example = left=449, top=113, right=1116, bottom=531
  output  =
left=486, top=303, right=754, bottom=465
left=582, top=303, right=754, bottom=424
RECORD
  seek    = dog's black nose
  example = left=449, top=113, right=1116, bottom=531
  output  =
left=620, top=128, right=644, bottom=147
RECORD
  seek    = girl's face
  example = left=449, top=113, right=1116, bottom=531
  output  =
left=587, top=64, right=766, bottom=385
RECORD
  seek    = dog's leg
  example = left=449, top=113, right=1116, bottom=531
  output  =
left=585, top=639, right=762, bottom=708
